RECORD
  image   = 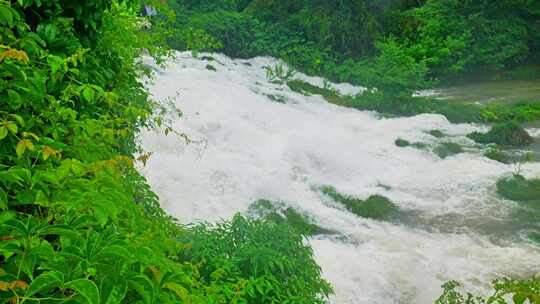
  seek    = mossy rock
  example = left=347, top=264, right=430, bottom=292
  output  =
left=248, top=199, right=332, bottom=236
left=395, top=138, right=428, bottom=149
left=205, top=64, right=217, bottom=71
left=496, top=175, right=540, bottom=202
left=395, top=138, right=411, bottom=147
left=427, top=130, right=445, bottom=138
left=320, top=186, right=398, bottom=220
left=468, top=122, right=533, bottom=147
left=434, top=142, right=463, bottom=159
left=287, top=80, right=348, bottom=105
left=484, top=148, right=513, bottom=164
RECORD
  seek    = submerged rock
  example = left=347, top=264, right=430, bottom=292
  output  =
left=433, top=142, right=463, bottom=159
left=395, top=138, right=411, bottom=147
left=427, top=129, right=445, bottom=138
left=496, top=175, right=540, bottom=202
left=484, top=148, right=514, bottom=164
left=395, top=138, right=428, bottom=149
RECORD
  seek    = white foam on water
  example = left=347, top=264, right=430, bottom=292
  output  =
left=140, top=52, right=540, bottom=304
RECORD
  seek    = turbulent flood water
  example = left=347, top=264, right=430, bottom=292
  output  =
left=141, top=52, right=540, bottom=303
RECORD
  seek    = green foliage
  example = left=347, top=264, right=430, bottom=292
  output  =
left=497, top=175, right=540, bottom=203
left=334, top=37, right=432, bottom=93
left=321, top=186, right=398, bottom=220
left=468, top=122, right=534, bottom=147
left=178, top=215, right=333, bottom=303
left=246, top=0, right=382, bottom=58
left=396, top=0, right=538, bottom=79
left=183, top=10, right=261, bottom=58
left=436, top=278, right=540, bottom=304
left=168, top=0, right=540, bottom=94
left=433, top=142, right=463, bottom=159
left=481, top=102, right=540, bottom=123
left=0, top=1, right=332, bottom=303
left=263, top=62, right=296, bottom=84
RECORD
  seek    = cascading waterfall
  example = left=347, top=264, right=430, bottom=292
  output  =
left=140, top=52, right=540, bottom=304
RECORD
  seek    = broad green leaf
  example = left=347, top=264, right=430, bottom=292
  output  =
left=0, top=188, right=7, bottom=210
left=16, top=140, right=26, bottom=156
left=6, top=121, right=17, bottom=134
left=82, top=87, right=95, bottom=103
left=65, top=279, right=100, bottom=304
left=3, top=219, right=28, bottom=238
left=163, top=282, right=189, bottom=301
left=0, top=5, right=14, bottom=26
left=128, top=275, right=154, bottom=304
left=29, top=242, right=55, bottom=260
left=102, top=279, right=127, bottom=304
left=15, top=139, right=33, bottom=157
left=34, top=190, right=49, bottom=207
left=44, top=23, right=57, bottom=41
left=0, top=126, right=7, bottom=140
left=513, top=294, right=526, bottom=304
left=0, top=211, right=16, bottom=224
left=8, top=114, right=24, bottom=126
left=26, top=271, right=63, bottom=298
left=38, top=224, right=79, bottom=239
left=95, top=245, right=132, bottom=262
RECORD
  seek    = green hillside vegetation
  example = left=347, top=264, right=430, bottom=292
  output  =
left=0, top=1, right=330, bottom=303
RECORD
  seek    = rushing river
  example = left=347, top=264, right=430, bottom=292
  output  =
left=141, top=52, right=540, bottom=304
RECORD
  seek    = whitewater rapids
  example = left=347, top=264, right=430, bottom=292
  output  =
left=140, top=52, right=540, bottom=303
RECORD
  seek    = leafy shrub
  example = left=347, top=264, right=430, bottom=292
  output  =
left=178, top=215, right=333, bottom=303
left=321, top=186, right=398, bottom=220
left=246, top=0, right=382, bottom=57
left=184, top=10, right=264, bottom=58
left=332, top=38, right=432, bottom=94
left=263, top=62, right=297, bottom=84
left=468, top=122, right=534, bottom=147
left=436, top=278, right=540, bottom=304
left=398, top=0, right=535, bottom=79
left=481, top=102, right=540, bottom=123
